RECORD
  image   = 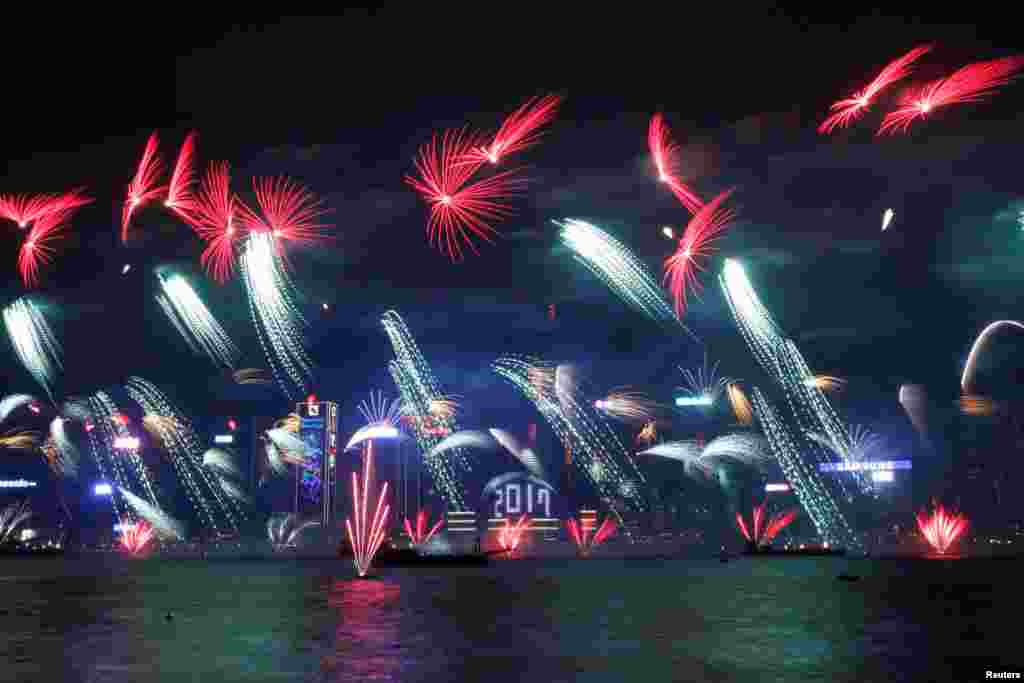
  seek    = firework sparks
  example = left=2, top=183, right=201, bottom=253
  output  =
left=701, top=433, right=773, bottom=472
left=557, top=219, right=697, bottom=339
left=468, top=94, right=562, bottom=164
left=498, top=514, right=530, bottom=554
left=727, top=384, right=754, bottom=426
left=678, top=354, right=733, bottom=405
left=17, top=195, right=91, bottom=287
left=345, top=392, right=404, bottom=450
left=899, top=384, right=933, bottom=450
left=879, top=55, right=1024, bottom=135
left=202, top=448, right=240, bottom=479
left=803, top=375, right=846, bottom=393
left=664, top=189, right=737, bottom=317
left=265, top=427, right=307, bottom=468
left=0, top=395, right=36, bottom=423
left=594, top=388, right=660, bottom=424
left=426, top=430, right=495, bottom=460
left=958, top=395, right=999, bottom=416
left=119, top=487, right=185, bottom=541
left=406, top=129, right=526, bottom=260
left=3, top=298, right=62, bottom=401
left=404, top=508, right=444, bottom=549
left=268, top=514, right=318, bottom=550
left=237, top=176, right=331, bottom=247
left=961, top=320, right=1024, bottom=393
left=720, top=259, right=786, bottom=382
left=636, top=421, right=657, bottom=447
left=346, top=442, right=390, bottom=577
left=882, top=208, right=895, bottom=231
left=818, top=45, right=933, bottom=134
left=566, top=515, right=617, bottom=557
left=736, top=502, right=797, bottom=547
left=119, top=520, right=156, bottom=556
left=165, top=132, right=198, bottom=219
left=233, top=368, right=272, bottom=385
left=916, top=502, right=968, bottom=554
left=0, top=429, right=41, bottom=451
left=0, top=188, right=92, bottom=231
left=809, top=424, right=883, bottom=466
left=122, top=132, right=166, bottom=242
left=184, top=162, right=245, bottom=283
left=0, top=501, right=32, bottom=544
left=156, top=272, right=239, bottom=370
left=488, top=428, right=546, bottom=480
left=240, top=232, right=312, bottom=399
left=647, top=113, right=704, bottom=213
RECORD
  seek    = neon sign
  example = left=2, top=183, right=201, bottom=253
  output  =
left=0, top=479, right=37, bottom=488
left=818, top=460, right=911, bottom=473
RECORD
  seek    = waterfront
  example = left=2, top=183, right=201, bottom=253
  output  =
left=2, top=555, right=1021, bottom=682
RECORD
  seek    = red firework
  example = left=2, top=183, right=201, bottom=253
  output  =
left=405, top=128, right=526, bottom=261
left=345, top=442, right=390, bottom=577
left=736, top=502, right=797, bottom=547
left=498, top=515, right=530, bottom=554
left=0, top=188, right=91, bottom=230
left=122, top=132, right=166, bottom=242
left=916, top=502, right=968, bottom=555
left=566, top=515, right=617, bottom=557
left=120, top=520, right=155, bottom=556
left=818, top=45, right=933, bottom=134
left=187, top=162, right=246, bottom=283
left=647, top=113, right=704, bottom=214
left=663, top=188, right=737, bottom=317
left=403, top=508, right=443, bottom=548
left=236, top=176, right=331, bottom=246
left=17, top=193, right=91, bottom=287
left=467, top=94, right=562, bottom=164
left=164, top=131, right=199, bottom=219
left=879, top=55, right=1024, bottom=135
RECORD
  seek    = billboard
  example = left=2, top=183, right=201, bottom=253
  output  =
left=295, top=401, right=338, bottom=526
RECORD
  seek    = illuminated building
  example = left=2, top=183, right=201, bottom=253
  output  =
left=295, top=399, right=338, bottom=528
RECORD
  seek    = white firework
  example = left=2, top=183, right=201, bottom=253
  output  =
left=700, top=432, right=772, bottom=471
left=119, top=487, right=185, bottom=540
left=0, top=394, right=36, bottom=422
left=267, top=514, right=318, bottom=550
left=0, top=500, right=32, bottom=544
left=156, top=272, right=240, bottom=370
left=3, top=298, right=62, bottom=400
left=489, top=428, right=547, bottom=480
left=47, top=417, right=79, bottom=478
left=637, top=440, right=709, bottom=479
left=202, top=448, right=240, bottom=478
left=426, top=430, right=496, bottom=459
left=678, top=353, right=734, bottom=404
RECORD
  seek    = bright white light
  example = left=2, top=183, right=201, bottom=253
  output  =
left=594, top=400, right=608, bottom=409
left=213, top=434, right=234, bottom=444
left=676, top=395, right=713, bottom=407
left=322, top=303, right=329, bottom=310
left=882, top=208, right=894, bottom=231
left=662, top=226, right=674, bottom=239
left=871, top=470, right=894, bottom=483
left=345, top=424, right=401, bottom=450
left=94, top=483, right=113, bottom=496
left=157, top=273, right=240, bottom=370
left=122, top=264, right=131, bottom=275
left=3, top=298, right=63, bottom=401
left=818, top=460, right=911, bottom=473
left=0, top=479, right=37, bottom=488
left=19, top=528, right=37, bottom=541
left=113, top=522, right=136, bottom=533
left=765, top=483, right=791, bottom=492
left=114, top=436, right=140, bottom=450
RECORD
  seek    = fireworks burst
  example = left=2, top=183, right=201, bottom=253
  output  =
left=818, top=45, right=932, bottom=134
left=467, top=94, right=562, bottom=164
left=237, top=176, right=331, bottom=246
left=736, top=502, right=798, bottom=547
left=594, top=388, right=660, bottom=424
left=0, top=501, right=31, bottom=544
left=879, top=55, right=1024, bottom=135
left=268, top=514, right=318, bottom=551
left=916, top=502, right=968, bottom=555
left=647, top=113, right=704, bottom=213
left=426, top=430, right=496, bottom=459
left=187, top=162, right=245, bottom=283
left=404, top=508, right=444, bottom=549
left=233, top=368, right=272, bottom=385
left=701, top=433, right=773, bottom=472
left=566, top=515, right=617, bottom=557
left=678, top=354, right=733, bottom=405
left=406, top=129, right=526, bottom=261
left=727, top=384, right=754, bottom=426
left=882, top=208, right=895, bottom=231
left=961, top=320, right=1024, bottom=394
left=119, top=487, right=185, bottom=541
left=636, top=421, right=658, bottom=447
left=119, top=520, right=156, bottom=556
left=803, top=375, right=846, bottom=393
left=240, top=232, right=312, bottom=399
left=122, top=132, right=166, bottom=242
left=165, top=132, right=198, bottom=219
left=0, top=395, right=35, bottom=422
left=664, top=189, right=737, bottom=317
left=17, top=194, right=91, bottom=287
left=488, top=428, right=546, bottom=479
left=557, top=219, right=697, bottom=339
left=345, top=443, right=390, bottom=577
left=156, top=272, right=239, bottom=370
left=498, top=515, right=530, bottom=554
left=3, top=298, right=62, bottom=401
left=202, top=448, right=240, bottom=479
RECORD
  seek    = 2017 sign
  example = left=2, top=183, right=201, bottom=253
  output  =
left=494, top=482, right=551, bottom=518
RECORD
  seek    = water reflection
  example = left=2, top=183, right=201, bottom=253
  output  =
left=324, top=578, right=401, bottom=681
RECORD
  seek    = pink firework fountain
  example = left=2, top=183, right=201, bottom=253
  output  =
left=345, top=442, right=390, bottom=577
left=498, top=515, right=530, bottom=555
left=736, top=502, right=798, bottom=550
left=566, top=515, right=617, bottom=557
left=916, top=502, right=968, bottom=555
left=403, top=508, right=443, bottom=549
left=119, top=521, right=156, bottom=557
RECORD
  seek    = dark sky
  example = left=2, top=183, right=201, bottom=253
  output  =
left=2, top=13, right=1024, bottom=445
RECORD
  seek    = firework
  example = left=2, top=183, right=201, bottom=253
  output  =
left=122, top=131, right=166, bottom=241
left=83, top=392, right=153, bottom=525
left=882, top=208, right=895, bottom=231
left=899, top=384, right=932, bottom=450
left=701, top=433, right=773, bottom=472
left=809, top=424, right=883, bottom=467
left=818, top=45, right=933, bottom=134
left=119, top=520, right=156, bottom=556
left=594, top=388, right=660, bottom=424
left=0, top=429, right=40, bottom=451
left=240, top=232, right=312, bottom=399
left=0, top=193, right=57, bottom=229
left=498, top=514, right=530, bottom=554
left=488, top=428, right=546, bottom=479
left=678, top=354, right=733, bottom=405
left=879, top=55, right=1024, bottom=135
left=664, top=189, right=737, bottom=317
left=803, top=375, right=846, bottom=393
left=165, top=132, right=198, bottom=219
left=636, top=421, right=658, bottom=447
left=467, top=94, right=562, bottom=164
left=234, top=368, right=272, bottom=385
left=961, top=320, right=1024, bottom=393
left=119, top=487, right=185, bottom=541
left=958, top=395, right=999, bottom=417
left=0, top=500, right=31, bottom=544
left=404, top=508, right=444, bottom=549
left=268, top=513, right=318, bottom=550
left=156, top=272, right=239, bottom=370
left=265, top=427, right=307, bottom=467
left=736, top=502, right=798, bottom=547
left=345, top=442, right=390, bottom=577
left=186, top=162, right=245, bottom=283
left=727, top=384, right=754, bottom=426
left=916, top=502, right=968, bottom=554
left=3, top=298, right=62, bottom=400
left=426, top=430, right=495, bottom=459
left=720, top=259, right=786, bottom=382
left=17, top=194, right=91, bottom=287
left=237, top=176, right=331, bottom=247
left=0, top=395, right=36, bottom=422
left=406, top=129, right=526, bottom=260
left=647, top=113, right=704, bottom=213
left=557, top=219, right=697, bottom=339
left=345, top=391, right=404, bottom=450
left=566, top=515, right=617, bottom=557
left=202, top=448, right=240, bottom=479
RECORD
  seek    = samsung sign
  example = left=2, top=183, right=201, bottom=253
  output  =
left=0, top=479, right=38, bottom=488
left=818, top=460, right=912, bottom=473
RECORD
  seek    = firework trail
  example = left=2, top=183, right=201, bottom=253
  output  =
left=961, top=320, right=1024, bottom=393
left=899, top=384, right=933, bottom=450
left=467, top=94, right=562, bottom=164
left=122, top=131, right=166, bottom=242
left=916, top=502, right=968, bottom=554
left=636, top=421, right=657, bottom=447
left=404, top=508, right=444, bottom=549
left=664, top=189, right=737, bottom=317
left=2, top=298, right=62, bottom=401
left=234, top=368, right=272, bottom=385
left=165, top=132, right=198, bottom=220
left=346, top=442, right=390, bottom=577
left=268, top=513, right=318, bottom=550
left=383, top=310, right=469, bottom=509
left=119, top=487, right=185, bottom=541
left=958, top=395, right=999, bottom=417
left=818, top=45, right=933, bottom=134
left=265, top=427, right=307, bottom=467
left=202, top=448, right=240, bottom=479
left=678, top=353, right=734, bottom=404
left=119, top=521, right=156, bottom=556
left=426, top=430, right=497, bottom=459
left=0, top=395, right=36, bottom=422
left=594, top=388, right=661, bottom=424
left=156, top=271, right=240, bottom=370
left=240, top=232, right=312, bottom=399
left=720, top=259, right=786, bottom=382
left=488, top=428, right=547, bottom=479
left=124, top=378, right=239, bottom=533
left=43, top=417, right=78, bottom=478
left=494, top=356, right=646, bottom=511
left=647, top=113, right=704, bottom=214
left=406, top=128, right=526, bottom=260
left=700, top=432, right=773, bottom=472
left=803, top=375, right=846, bottom=392
left=750, top=388, right=860, bottom=551
left=727, top=384, right=754, bottom=426
left=187, top=162, right=245, bottom=283
left=566, top=515, right=617, bottom=557
left=236, top=176, right=331, bottom=247
left=736, top=502, right=798, bottom=547
left=345, top=391, right=404, bottom=451
left=557, top=219, right=697, bottom=340
left=0, top=429, right=41, bottom=451
left=84, top=392, right=154, bottom=524
left=880, top=55, right=1024, bottom=135
left=0, top=501, right=31, bottom=544
left=882, top=208, right=895, bottom=231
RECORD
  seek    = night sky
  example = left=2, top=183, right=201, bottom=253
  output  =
left=3, top=14, right=1024, bottom=467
